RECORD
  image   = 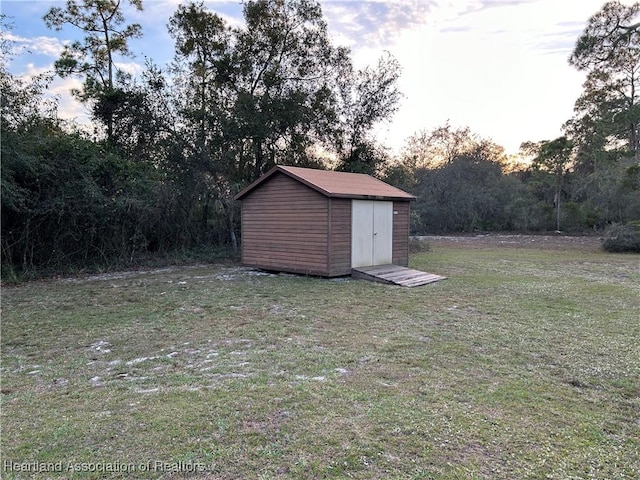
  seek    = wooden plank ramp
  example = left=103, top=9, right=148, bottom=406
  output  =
left=351, top=264, right=446, bottom=287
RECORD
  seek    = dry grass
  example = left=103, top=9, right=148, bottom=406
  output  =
left=1, top=236, right=639, bottom=479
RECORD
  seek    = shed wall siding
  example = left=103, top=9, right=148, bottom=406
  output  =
left=327, top=199, right=352, bottom=276
left=392, top=201, right=410, bottom=267
left=241, top=173, right=329, bottom=275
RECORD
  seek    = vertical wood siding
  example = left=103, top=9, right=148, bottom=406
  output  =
left=241, top=173, right=330, bottom=275
left=392, top=201, right=410, bottom=267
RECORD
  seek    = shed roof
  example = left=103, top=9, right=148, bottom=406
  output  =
left=234, top=165, right=416, bottom=201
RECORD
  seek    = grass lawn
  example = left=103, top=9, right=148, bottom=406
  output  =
left=1, top=236, right=639, bottom=479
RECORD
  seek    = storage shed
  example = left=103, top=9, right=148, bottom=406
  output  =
left=234, top=165, right=416, bottom=277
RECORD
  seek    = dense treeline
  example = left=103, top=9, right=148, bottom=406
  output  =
left=1, top=0, right=401, bottom=278
left=2, top=0, right=640, bottom=279
left=385, top=123, right=640, bottom=235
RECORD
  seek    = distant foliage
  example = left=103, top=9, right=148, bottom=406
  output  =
left=405, top=154, right=528, bottom=234
left=602, top=222, right=640, bottom=252
left=1, top=118, right=158, bottom=275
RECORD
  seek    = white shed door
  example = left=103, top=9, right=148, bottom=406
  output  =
left=351, top=200, right=393, bottom=267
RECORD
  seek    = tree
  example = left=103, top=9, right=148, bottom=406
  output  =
left=168, top=2, right=228, bottom=161
left=522, top=137, right=575, bottom=231
left=336, top=138, right=390, bottom=176
left=43, top=0, right=143, bottom=141
left=335, top=52, right=402, bottom=175
left=1, top=61, right=158, bottom=275
left=168, top=2, right=233, bottom=246
left=401, top=122, right=508, bottom=169
left=394, top=123, right=523, bottom=234
left=569, top=1, right=640, bottom=159
left=231, top=0, right=350, bottom=180
left=410, top=155, right=524, bottom=234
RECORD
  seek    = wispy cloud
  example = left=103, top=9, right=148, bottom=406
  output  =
left=5, top=32, right=66, bottom=58
left=458, top=0, right=539, bottom=16
left=428, top=0, right=587, bottom=59
left=128, top=0, right=244, bottom=32
left=322, top=0, right=438, bottom=48
left=534, top=21, right=586, bottom=56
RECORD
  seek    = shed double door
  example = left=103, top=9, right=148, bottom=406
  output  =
left=351, top=200, right=393, bottom=268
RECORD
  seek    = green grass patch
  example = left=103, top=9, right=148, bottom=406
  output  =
left=2, top=242, right=639, bottom=479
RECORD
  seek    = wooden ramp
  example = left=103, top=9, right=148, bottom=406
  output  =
left=351, top=264, right=446, bottom=287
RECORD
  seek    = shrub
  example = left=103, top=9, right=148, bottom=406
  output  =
left=409, top=236, right=431, bottom=253
left=602, top=222, right=640, bottom=253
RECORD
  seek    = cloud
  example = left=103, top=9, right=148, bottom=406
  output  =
left=426, top=0, right=593, bottom=60
left=363, top=0, right=597, bottom=154
left=321, top=0, right=438, bottom=48
left=114, top=60, right=145, bottom=78
left=128, top=0, right=244, bottom=32
left=126, top=0, right=244, bottom=64
left=49, top=77, right=92, bottom=127
left=4, top=32, right=66, bottom=58
left=534, top=21, right=586, bottom=56
left=458, top=0, right=538, bottom=16
left=17, top=62, right=54, bottom=80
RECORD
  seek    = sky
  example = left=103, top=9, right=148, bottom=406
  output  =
left=0, top=0, right=627, bottom=156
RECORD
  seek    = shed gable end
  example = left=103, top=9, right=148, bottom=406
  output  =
left=240, top=173, right=330, bottom=275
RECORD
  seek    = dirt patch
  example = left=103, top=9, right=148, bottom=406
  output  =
left=418, top=234, right=603, bottom=251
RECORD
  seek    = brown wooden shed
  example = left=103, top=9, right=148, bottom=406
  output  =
left=234, top=165, right=416, bottom=277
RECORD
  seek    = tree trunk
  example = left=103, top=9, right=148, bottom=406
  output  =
left=555, top=175, right=562, bottom=232
left=555, top=192, right=561, bottom=231
left=253, top=138, right=264, bottom=181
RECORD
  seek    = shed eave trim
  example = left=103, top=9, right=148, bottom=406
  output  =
left=233, top=165, right=416, bottom=201
left=328, top=193, right=416, bottom=200
left=233, top=167, right=279, bottom=200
